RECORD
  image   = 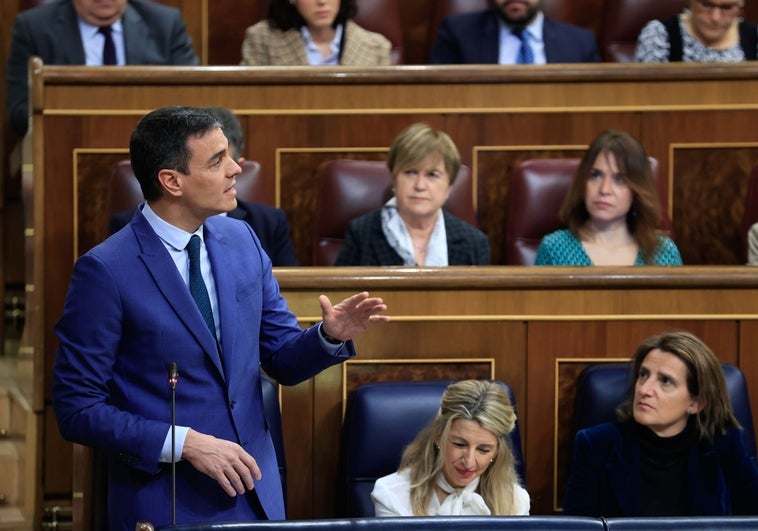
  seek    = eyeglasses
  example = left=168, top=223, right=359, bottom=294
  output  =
left=694, top=0, right=742, bottom=13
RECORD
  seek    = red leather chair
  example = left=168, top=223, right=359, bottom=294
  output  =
left=598, top=0, right=687, bottom=62
left=354, top=0, right=404, bottom=64
left=311, top=159, right=477, bottom=266
left=108, top=159, right=264, bottom=218
left=740, top=163, right=758, bottom=263
left=503, top=157, right=670, bottom=265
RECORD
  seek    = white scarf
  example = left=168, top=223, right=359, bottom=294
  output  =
left=434, top=474, right=491, bottom=516
left=381, top=197, right=448, bottom=266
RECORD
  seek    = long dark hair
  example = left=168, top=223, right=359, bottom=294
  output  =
left=559, top=129, right=662, bottom=262
left=267, top=0, right=357, bottom=31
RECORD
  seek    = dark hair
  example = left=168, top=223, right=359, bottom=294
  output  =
left=617, top=330, right=740, bottom=440
left=203, top=107, right=244, bottom=160
left=559, top=129, right=662, bottom=262
left=267, top=0, right=357, bottom=31
left=129, top=106, right=220, bottom=201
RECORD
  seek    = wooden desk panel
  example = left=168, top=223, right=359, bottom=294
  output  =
left=19, top=63, right=758, bottom=525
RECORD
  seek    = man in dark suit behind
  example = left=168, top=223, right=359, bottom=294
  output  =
left=429, top=0, right=600, bottom=65
left=6, top=0, right=199, bottom=136
left=110, top=106, right=301, bottom=266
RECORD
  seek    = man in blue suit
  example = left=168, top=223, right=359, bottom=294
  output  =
left=6, top=0, right=199, bottom=136
left=429, top=0, right=600, bottom=64
left=52, top=106, right=389, bottom=530
left=109, top=106, right=300, bottom=266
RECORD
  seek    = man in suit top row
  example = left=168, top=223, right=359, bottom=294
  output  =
left=109, top=106, right=300, bottom=266
left=6, top=0, right=199, bottom=136
left=429, top=0, right=600, bottom=65
left=53, top=105, right=390, bottom=530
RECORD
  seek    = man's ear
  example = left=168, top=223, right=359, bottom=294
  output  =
left=158, top=169, right=182, bottom=197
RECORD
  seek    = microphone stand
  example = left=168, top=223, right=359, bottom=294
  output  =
left=168, top=363, right=179, bottom=526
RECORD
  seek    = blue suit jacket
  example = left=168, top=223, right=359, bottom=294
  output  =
left=429, top=9, right=600, bottom=64
left=53, top=211, right=354, bottom=530
left=109, top=201, right=300, bottom=267
left=563, top=421, right=758, bottom=517
left=7, top=0, right=199, bottom=135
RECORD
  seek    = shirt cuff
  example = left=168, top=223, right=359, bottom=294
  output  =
left=160, top=425, right=190, bottom=463
left=319, top=322, right=345, bottom=353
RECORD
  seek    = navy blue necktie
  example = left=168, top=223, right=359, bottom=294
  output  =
left=186, top=235, right=216, bottom=339
left=513, top=28, right=534, bottom=65
left=98, top=25, right=117, bottom=65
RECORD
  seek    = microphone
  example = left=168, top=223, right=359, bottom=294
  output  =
left=168, top=362, right=178, bottom=526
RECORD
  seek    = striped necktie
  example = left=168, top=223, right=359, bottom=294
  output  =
left=513, top=28, right=534, bottom=65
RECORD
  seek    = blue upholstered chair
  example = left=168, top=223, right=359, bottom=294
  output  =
left=571, top=362, right=756, bottom=459
left=260, top=374, right=287, bottom=504
left=335, top=380, right=525, bottom=518
left=150, top=515, right=606, bottom=530
left=604, top=515, right=758, bottom=530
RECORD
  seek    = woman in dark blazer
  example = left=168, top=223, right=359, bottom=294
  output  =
left=335, top=123, right=490, bottom=266
left=563, top=331, right=758, bottom=517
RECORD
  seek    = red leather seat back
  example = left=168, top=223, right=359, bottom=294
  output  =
left=312, top=159, right=476, bottom=266
left=598, top=0, right=687, bottom=62
left=504, top=157, right=670, bottom=265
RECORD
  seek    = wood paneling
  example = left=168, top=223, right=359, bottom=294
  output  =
left=16, top=63, right=758, bottom=526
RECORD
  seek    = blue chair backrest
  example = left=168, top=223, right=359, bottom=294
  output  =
left=336, top=380, right=525, bottom=517
left=572, top=362, right=756, bottom=459
left=261, top=374, right=287, bottom=503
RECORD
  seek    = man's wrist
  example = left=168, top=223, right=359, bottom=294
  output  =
left=319, top=323, right=344, bottom=345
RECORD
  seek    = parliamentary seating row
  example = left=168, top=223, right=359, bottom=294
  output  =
left=9, top=1, right=758, bottom=66
left=141, top=515, right=758, bottom=531
left=108, top=155, right=758, bottom=266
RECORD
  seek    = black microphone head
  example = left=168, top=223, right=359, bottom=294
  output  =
left=168, top=362, right=178, bottom=385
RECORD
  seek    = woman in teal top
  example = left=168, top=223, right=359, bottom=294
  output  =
left=535, top=129, right=683, bottom=266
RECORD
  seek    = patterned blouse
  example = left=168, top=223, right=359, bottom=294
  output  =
left=635, top=15, right=747, bottom=63
left=534, top=229, right=683, bottom=266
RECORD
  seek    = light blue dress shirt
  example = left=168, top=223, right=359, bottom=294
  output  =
left=498, top=12, right=546, bottom=65
left=79, top=18, right=126, bottom=65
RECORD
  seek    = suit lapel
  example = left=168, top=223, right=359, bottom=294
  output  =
left=55, top=2, right=86, bottom=63
left=132, top=215, right=224, bottom=376
left=204, top=223, right=238, bottom=378
left=121, top=4, right=151, bottom=63
left=606, top=427, right=642, bottom=515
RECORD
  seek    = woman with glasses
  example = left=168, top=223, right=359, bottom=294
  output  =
left=636, top=0, right=756, bottom=62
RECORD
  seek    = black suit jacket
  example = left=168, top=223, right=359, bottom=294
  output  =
left=110, top=201, right=300, bottom=267
left=335, top=209, right=490, bottom=266
left=7, top=0, right=199, bottom=135
left=429, top=9, right=600, bottom=64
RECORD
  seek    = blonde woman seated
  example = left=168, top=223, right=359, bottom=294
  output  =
left=636, top=0, right=756, bottom=63
left=335, top=123, right=490, bottom=266
left=535, top=129, right=683, bottom=266
left=371, top=380, right=529, bottom=516
left=241, top=0, right=391, bottom=66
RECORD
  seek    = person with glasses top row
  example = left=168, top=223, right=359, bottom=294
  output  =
left=636, top=0, right=757, bottom=62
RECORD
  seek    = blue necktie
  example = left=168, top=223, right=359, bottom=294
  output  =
left=186, top=235, right=216, bottom=338
left=513, top=28, right=534, bottom=65
left=98, top=25, right=117, bottom=65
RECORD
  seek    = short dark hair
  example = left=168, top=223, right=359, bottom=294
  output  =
left=203, top=107, right=244, bottom=160
left=129, top=106, right=220, bottom=201
left=267, top=0, right=357, bottom=31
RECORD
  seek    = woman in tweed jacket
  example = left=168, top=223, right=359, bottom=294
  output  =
left=335, top=123, right=491, bottom=267
left=241, top=0, right=392, bottom=66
